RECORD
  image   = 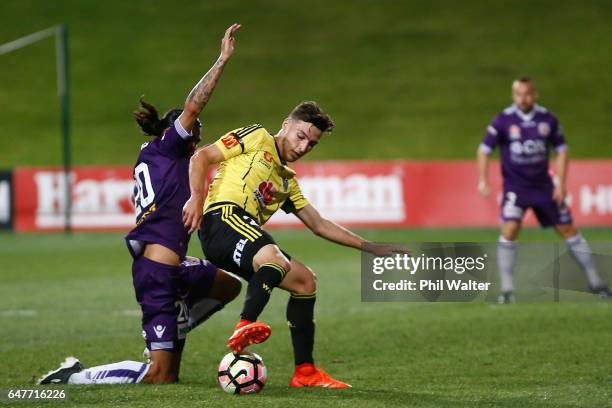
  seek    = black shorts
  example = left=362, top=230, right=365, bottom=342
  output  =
left=199, top=203, right=289, bottom=280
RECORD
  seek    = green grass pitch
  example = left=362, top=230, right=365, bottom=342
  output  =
left=2, top=228, right=612, bottom=407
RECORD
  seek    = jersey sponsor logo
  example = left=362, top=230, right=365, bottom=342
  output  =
left=233, top=238, right=248, bottom=266
left=255, top=181, right=276, bottom=206
left=221, top=134, right=239, bottom=149
left=136, top=203, right=156, bottom=225
left=509, top=125, right=521, bottom=140
left=538, top=122, right=550, bottom=137
left=510, top=139, right=547, bottom=155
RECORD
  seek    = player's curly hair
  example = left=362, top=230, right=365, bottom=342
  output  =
left=289, top=101, right=334, bottom=133
left=133, top=96, right=182, bottom=137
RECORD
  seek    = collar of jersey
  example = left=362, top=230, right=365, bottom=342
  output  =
left=509, top=103, right=547, bottom=122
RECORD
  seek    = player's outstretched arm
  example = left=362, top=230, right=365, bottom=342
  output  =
left=296, top=204, right=364, bottom=249
left=179, top=23, right=241, bottom=133
left=295, top=205, right=410, bottom=257
left=182, top=144, right=225, bottom=233
left=476, top=148, right=491, bottom=197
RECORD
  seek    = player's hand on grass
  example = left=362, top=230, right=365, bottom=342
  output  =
left=362, top=242, right=411, bottom=257
left=477, top=180, right=491, bottom=197
left=182, top=195, right=204, bottom=234
left=220, top=23, right=241, bottom=60
left=553, top=185, right=566, bottom=205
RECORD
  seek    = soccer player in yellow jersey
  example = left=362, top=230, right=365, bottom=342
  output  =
left=182, top=102, right=402, bottom=388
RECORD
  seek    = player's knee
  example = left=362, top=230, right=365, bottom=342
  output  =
left=302, top=277, right=316, bottom=294
left=257, top=256, right=291, bottom=274
left=253, top=245, right=291, bottom=273
left=208, top=269, right=242, bottom=305
left=557, top=224, right=578, bottom=239
left=501, top=224, right=520, bottom=241
left=295, top=266, right=317, bottom=294
left=223, top=272, right=242, bottom=304
left=276, top=258, right=292, bottom=274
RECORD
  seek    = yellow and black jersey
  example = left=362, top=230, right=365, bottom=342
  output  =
left=204, top=124, right=309, bottom=225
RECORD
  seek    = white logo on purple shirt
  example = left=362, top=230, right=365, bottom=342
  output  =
left=510, top=139, right=547, bottom=155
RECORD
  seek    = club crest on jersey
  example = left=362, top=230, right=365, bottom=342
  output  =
left=255, top=181, right=276, bottom=206
left=258, top=151, right=274, bottom=169
left=509, top=125, right=521, bottom=140
left=538, top=122, right=550, bottom=137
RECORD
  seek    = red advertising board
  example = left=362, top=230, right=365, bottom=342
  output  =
left=14, top=166, right=134, bottom=231
left=12, top=160, right=612, bottom=231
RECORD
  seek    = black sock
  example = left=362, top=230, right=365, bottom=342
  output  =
left=286, top=292, right=316, bottom=365
left=240, top=263, right=287, bottom=322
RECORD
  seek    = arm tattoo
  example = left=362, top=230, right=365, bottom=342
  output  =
left=187, top=57, right=226, bottom=111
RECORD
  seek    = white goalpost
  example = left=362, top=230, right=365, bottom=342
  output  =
left=0, top=25, right=73, bottom=232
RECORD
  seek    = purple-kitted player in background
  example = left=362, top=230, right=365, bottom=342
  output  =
left=38, top=24, right=243, bottom=385
left=477, top=77, right=610, bottom=303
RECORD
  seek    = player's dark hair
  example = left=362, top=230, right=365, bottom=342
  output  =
left=516, top=76, right=532, bottom=84
left=289, top=101, right=334, bottom=133
left=133, top=97, right=182, bottom=137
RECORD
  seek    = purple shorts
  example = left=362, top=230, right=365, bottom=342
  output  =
left=131, top=256, right=217, bottom=352
left=500, top=189, right=573, bottom=227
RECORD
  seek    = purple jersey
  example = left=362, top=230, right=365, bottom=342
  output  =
left=125, top=119, right=192, bottom=259
left=480, top=104, right=567, bottom=191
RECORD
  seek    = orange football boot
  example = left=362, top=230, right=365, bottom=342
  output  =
left=289, top=363, right=352, bottom=388
left=227, top=319, right=271, bottom=354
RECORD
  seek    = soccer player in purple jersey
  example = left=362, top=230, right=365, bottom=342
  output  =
left=38, top=24, right=243, bottom=385
left=477, top=77, right=610, bottom=303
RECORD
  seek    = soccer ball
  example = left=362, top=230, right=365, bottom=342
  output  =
left=217, top=351, right=267, bottom=394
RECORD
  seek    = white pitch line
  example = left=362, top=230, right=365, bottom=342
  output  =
left=0, top=309, right=38, bottom=316
left=0, top=309, right=144, bottom=317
